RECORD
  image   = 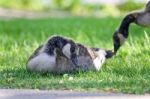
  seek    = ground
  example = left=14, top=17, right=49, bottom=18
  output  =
left=1, top=89, right=150, bottom=99
left=0, top=16, right=150, bottom=94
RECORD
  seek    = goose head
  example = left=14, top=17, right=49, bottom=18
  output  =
left=92, top=48, right=114, bottom=70
left=113, top=1, right=150, bottom=54
left=113, top=14, right=136, bottom=54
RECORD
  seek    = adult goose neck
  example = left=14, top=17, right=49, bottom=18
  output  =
left=118, top=14, right=136, bottom=37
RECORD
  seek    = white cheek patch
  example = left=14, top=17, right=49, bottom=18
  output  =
left=62, top=43, right=71, bottom=59
left=93, top=57, right=102, bottom=70
left=118, top=33, right=126, bottom=45
left=93, top=49, right=107, bottom=71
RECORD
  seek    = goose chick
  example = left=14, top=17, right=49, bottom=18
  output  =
left=27, top=37, right=114, bottom=73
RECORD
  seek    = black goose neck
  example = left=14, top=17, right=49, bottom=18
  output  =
left=118, top=14, right=135, bottom=37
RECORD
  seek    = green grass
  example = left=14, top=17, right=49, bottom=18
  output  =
left=0, top=17, right=150, bottom=94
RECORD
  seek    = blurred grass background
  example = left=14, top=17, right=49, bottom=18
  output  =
left=0, top=0, right=150, bottom=94
left=0, top=0, right=148, bottom=17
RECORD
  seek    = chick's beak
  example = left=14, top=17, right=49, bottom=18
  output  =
left=105, top=50, right=115, bottom=58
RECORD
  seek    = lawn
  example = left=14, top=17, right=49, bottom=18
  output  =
left=0, top=16, right=150, bottom=94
